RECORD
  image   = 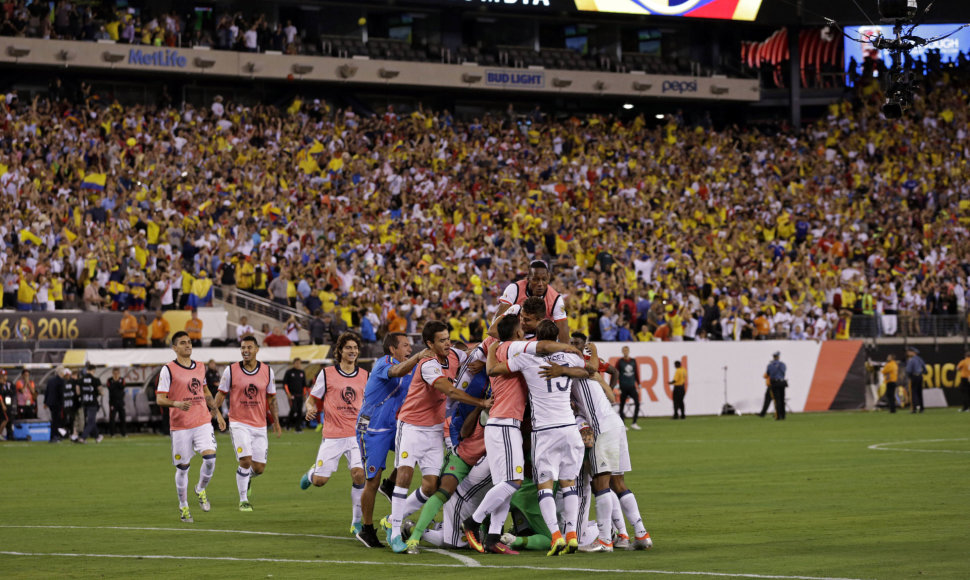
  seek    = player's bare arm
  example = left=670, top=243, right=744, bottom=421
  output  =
left=389, top=348, right=432, bottom=378
left=157, top=392, right=192, bottom=411
left=269, top=394, right=282, bottom=437
left=485, top=340, right=509, bottom=377
left=213, top=390, right=226, bottom=411
left=204, top=389, right=226, bottom=431
left=460, top=406, right=484, bottom=440
left=486, top=302, right=514, bottom=338
left=304, top=394, right=320, bottom=421
left=534, top=340, right=582, bottom=356
left=432, top=376, right=492, bottom=410
left=606, top=364, right=619, bottom=388
left=538, top=363, right=591, bottom=380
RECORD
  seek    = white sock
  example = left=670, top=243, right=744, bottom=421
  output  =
left=390, top=485, right=408, bottom=538
left=594, top=489, right=613, bottom=543
left=472, top=481, right=519, bottom=524
left=197, top=455, right=216, bottom=491
left=175, top=465, right=189, bottom=508
left=401, top=488, right=428, bottom=520
left=422, top=528, right=444, bottom=547
left=538, top=489, right=560, bottom=538
left=562, top=486, right=579, bottom=536
left=351, top=483, right=364, bottom=523
left=618, top=490, right=647, bottom=536
left=305, top=466, right=316, bottom=483
left=236, top=467, right=252, bottom=502
left=611, top=490, right=629, bottom=536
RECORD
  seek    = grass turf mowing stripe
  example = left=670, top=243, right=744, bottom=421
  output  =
left=0, top=551, right=867, bottom=579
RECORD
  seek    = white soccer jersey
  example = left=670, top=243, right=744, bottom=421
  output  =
left=571, top=378, right=624, bottom=436
left=505, top=347, right=584, bottom=430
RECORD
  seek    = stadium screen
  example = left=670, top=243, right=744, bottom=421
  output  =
left=843, top=23, right=970, bottom=68
left=573, top=0, right=763, bottom=21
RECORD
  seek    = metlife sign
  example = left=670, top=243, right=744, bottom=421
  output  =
left=485, top=69, right=546, bottom=88
left=127, top=48, right=188, bottom=68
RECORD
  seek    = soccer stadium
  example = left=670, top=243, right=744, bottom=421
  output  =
left=1, top=0, right=969, bottom=577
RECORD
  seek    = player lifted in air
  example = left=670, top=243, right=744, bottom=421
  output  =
left=214, top=335, right=282, bottom=512
left=300, top=332, right=370, bottom=535
left=155, top=331, right=226, bottom=523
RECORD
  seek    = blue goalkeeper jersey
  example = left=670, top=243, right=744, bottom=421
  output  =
left=358, top=355, right=414, bottom=433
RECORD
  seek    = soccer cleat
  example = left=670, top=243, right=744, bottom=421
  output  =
left=563, top=536, right=579, bottom=555
left=350, top=521, right=362, bottom=535
left=499, top=532, right=517, bottom=546
left=630, top=423, right=642, bottom=431
left=356, top=527, right=383, bottom=548
left=547, top=536, right=567, bottom=557
left=96, top=434, right=104, bottom=443
left=389, top=535, right=408, bottom=553
left=379, top=516, right=393, bottom=543
left=401, top=519, right=415, bottom=541
left=578, top=538, right=614, bottom=553
left=462, top=517, right=485, bottom=553
left=179, top=506, right=193, bottom=523
left=379, top=478, right=395, bottom=503
left=300, top=473, right=311, bottom=490
left=634, top=532, right=653, bottom=550
left=405, top=539, right=420, bottom=554
left=614, top=533, right=631, bottom=550
left=238, top=501, right=253, bottom=512
left=485, top=540, right=519, bottom=555
left=196, top=488, right=210, bottom=512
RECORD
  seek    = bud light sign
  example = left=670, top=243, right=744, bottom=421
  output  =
left=485, top=70, right=546, bottom=88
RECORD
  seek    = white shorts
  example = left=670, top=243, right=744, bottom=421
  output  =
left=230, top=421, right=268, bottom=464
left=484, top=418, right=525, bottom=482
left=171, top=423, right=216, bottom=466
left=441, top=457, right=492, bottom=548
left=531, top=425, right=584, bottom=484
left=313, top=436, right=362, bottom=477
left=588, top=426, right=632, bottom=475
left=395, top=421, right=444, bottom=477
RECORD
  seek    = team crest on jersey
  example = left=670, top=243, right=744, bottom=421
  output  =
left=449, top=465, right=455, bottom=471
left=188, top=378, right=202, bottom=396
left=401, top=451, right=409, bottom=459
left=245, top=383, right=259, bottom=399
left=341, top=386, right=357, bottom=406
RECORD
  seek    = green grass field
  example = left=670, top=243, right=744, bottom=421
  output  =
left=1, top=410, right=968, bottom=579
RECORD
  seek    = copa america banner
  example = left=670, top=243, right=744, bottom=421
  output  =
left=592, top=340, right=867, bottom=417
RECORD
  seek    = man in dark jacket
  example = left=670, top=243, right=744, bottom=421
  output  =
left=45, top=368, right=68, bottom=442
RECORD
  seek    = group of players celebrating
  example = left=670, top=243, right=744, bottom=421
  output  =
left=157, top=260, right=652, bottom=557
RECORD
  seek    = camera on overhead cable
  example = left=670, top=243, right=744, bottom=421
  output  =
left=878, top=0, right=917, bottom=22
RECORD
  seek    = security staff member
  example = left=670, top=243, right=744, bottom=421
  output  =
left=282, top=358, right=307, bottom=432
left=78, top=364, right=103, bottom=443
left=671, top=360, right=687, bottom=419
left=957, top=351, right=970, bottom=412
left=106, top=367, right=128, bottom=437
left=765, top=351, right=788, bottom=420
left=0, top=370, right=15, bottom=439
left=880, top=354, right=899, bottom=413
left=905, top=347, right=926, bottom=413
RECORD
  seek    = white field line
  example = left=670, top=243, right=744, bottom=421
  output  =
left=867, top=438, right=970, bottom=454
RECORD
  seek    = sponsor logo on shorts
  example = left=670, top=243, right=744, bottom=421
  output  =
left=515, top=465, right=523, bottom=473
left=317, top=460, right=323, bottom=467
left=401, top=451, right=409, bottom=459
left=237, top=446, right=243, bottom=453
left=175, top=454, right=181, bottom=460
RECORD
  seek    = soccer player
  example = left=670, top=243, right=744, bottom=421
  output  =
left=214, top=335, right=282, bottom=512
left=354, top=332, right=429, bottom=548
left=486, top=318, right=586, bottom=556
left=543, top=356, right=653, bottom=551
left=300, top=333, right=370, bottom=534
left=490, top=260, right=569, bottom=342
left=385, top=320, right=491, bottom=553
left=155, top=331, right=226, bottom=523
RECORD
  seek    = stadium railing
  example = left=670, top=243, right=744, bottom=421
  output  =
left=849, top=314, right=969, bottom=340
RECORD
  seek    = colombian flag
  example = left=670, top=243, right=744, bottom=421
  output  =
left=19, top=229, right=43, bottom=246
left=81, top=173, right=107, bottom=191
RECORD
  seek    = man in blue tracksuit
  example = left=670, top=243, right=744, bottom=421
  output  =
left=905, top=347, right=927, bottom=413
left=354, top=332, right=429, bottom=548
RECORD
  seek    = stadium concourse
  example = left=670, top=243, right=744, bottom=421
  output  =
left=2, top=66, right=970, bottom=345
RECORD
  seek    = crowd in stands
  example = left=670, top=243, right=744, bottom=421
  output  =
left=0, top=2, right=303, bottom=55
left=1, top=55, right=970, bottom=345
